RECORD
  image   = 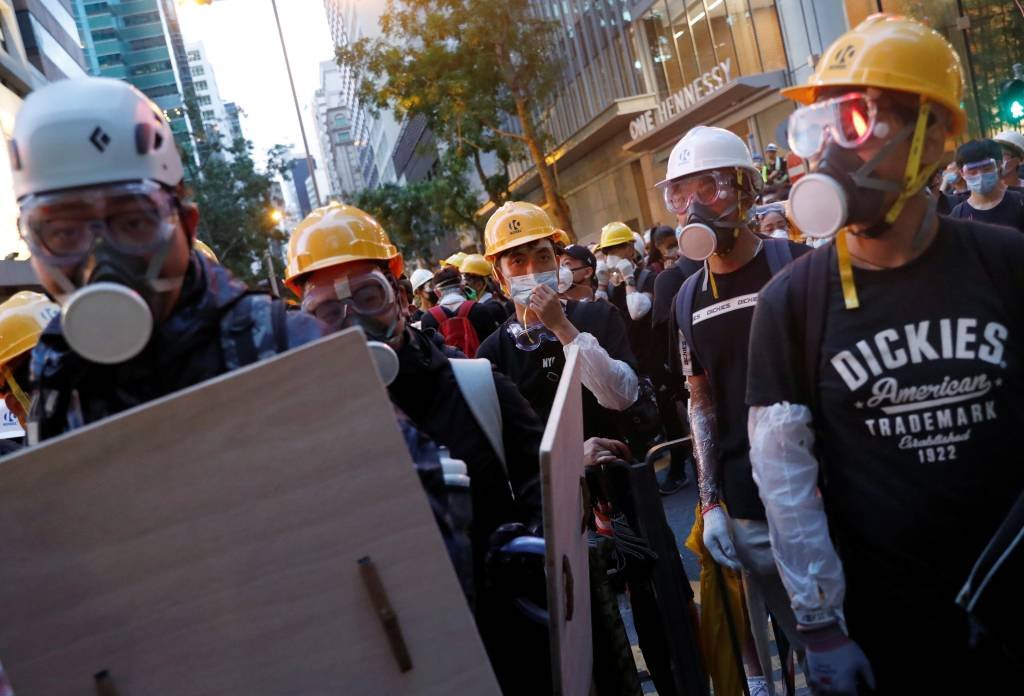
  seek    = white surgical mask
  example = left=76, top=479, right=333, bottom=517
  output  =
left=508, top=270, right=559, bottom=306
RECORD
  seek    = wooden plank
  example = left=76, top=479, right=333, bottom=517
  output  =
left=0, top=328, right=500, bottom=695
left=539, top=344, right=592, bottom=696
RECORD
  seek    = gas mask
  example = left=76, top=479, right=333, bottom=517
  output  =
left=664, top=169, right=755, bottom=261
left=18, top=181, right=185, bottom=364
left=302, top=268, right=403, bottom=348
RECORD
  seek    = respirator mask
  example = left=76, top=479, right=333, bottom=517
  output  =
left=786, top=92, right=926, bottom=239
left=664, top=169, right=755, bottom=260
left=19, top=180, right=185, bottom=364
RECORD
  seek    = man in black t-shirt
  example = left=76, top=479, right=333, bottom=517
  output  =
left=950, top=139, right=1024, bottom=233
left=663, top=125, right=808, bottom=694
left=749, top=16, right=1022, bottom=695
left=476, top=202, right=640, bottom=442
left=595, top=222, right=657, bottom=373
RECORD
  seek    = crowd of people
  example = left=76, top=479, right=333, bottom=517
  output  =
left=0, top=12, right=1020, bottom=696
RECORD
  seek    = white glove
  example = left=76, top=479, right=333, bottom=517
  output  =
left=595, top=260, right=611, bottom=285
left=702, top=506, right=741, bottom=570
left=615, top=258, right=636, bottom=282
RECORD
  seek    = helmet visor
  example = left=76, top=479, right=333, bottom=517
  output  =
left=788, top=92, right=878, bottom=159
left=19, top=180, right=176, bottom=266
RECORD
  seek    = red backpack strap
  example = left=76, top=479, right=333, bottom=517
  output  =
left=427, top=306, right=449, bottom=324
left=456, top=300, right=475, bottom=318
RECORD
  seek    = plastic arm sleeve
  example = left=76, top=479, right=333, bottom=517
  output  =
left=686, top=375, right=721, bottom=509
left=568, top=332, right=639, bottom=411
left=748, top=402, right=845, bottom=628
left=626, top=291, right=653, bottom=320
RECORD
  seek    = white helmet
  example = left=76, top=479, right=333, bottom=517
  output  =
left=633, top=232, right=646, bottom=259
left=993, top=130, right=1024, bottom=157
left=409, top=268, right=433, bottom=292
left=656, top=125, right=760, bottom=187
left=10, top=77, right=184, bottom=199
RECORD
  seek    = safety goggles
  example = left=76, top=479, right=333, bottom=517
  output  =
left=301, top=268, right=395, bottom=324
left=962, top=158, right=998, bottom=177
left=663, top=170, right=740, bottom=215
left=18, top=180, right=178, bottom=266
left=507, top=322, right=558, bottom=352
left=787, top=92, right=882, bottom=159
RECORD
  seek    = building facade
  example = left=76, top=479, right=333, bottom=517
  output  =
left=14, top=0, right=88, bottom=81
left=73, top=0, right=201, bottom=171
left=185, top=41, right=237, bottom=154
left=223, top=100, right=243, bottom=143
left=284, top=155, right=316, bottom=218
left=311, top=59, right=363, bottom=198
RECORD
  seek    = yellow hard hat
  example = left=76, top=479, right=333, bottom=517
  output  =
left=193, top=239, right=219, bottom=264
left=484, top=201, right=570, bottom=262
left=782, top=14, right=966, bottom=136
left=459, top=253, right=492, bottom=277
left=441, top=251, right=467, bottom=269
left=0, top=291, right=59, bottom=367
left=596, top=221, right=636, bottom=251
left=284, top=202, right=403, bottom=294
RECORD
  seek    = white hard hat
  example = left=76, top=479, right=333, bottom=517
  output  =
left=410, top=268, right=433, bottom=292
left=993, top=130, right=1024, bottom=157
left=10, top=77, right=184, bottom=199
left=656, top=125, right=759, bottom=187
left=766, top=142, right=779, bottom=151
left=633, top=232, right=645, bottom=259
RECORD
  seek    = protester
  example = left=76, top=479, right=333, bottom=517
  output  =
left=559, top=244, right=598, bottom=302
left=993, top=129, right=1024, bottom=191
left=663, top=125, right=809, bottom=696
left=645, top=224, right=680, bottom=272
left=0, top=292, right=58, bottom=455
left=596, top=222, right=655, bottom=369
left=476, top=202, right=641, bottom=444
left=421, top=266, right=502, bottom=354
left=749, top=15, right=1022, bottom=694
left=760, top=142, right=789, bottom=195
left=757, top=204, right=790, bottom=239
left=950, top=139, right=1024, bottom=233
left=460, top=253, right=512, bottom=323
left=285, top=202, right=550, bottom=694
left=409, top=267, right=435, bottom=317
left=14, top=78, right=325, bottom=441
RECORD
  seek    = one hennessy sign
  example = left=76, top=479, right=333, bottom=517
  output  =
left=0, top=329, right=499, bottom=696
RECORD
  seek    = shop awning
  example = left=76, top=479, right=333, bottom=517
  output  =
left=623, top=70, right=788, bottom=154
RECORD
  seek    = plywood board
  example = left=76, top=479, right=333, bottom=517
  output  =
left=539, top=344, right=592, bottom=696
left=0, top=328, right=500, bottom=695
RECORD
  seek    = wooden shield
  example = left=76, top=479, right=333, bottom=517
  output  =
left=0, top=328, right=500, bottom=695
left=539, top=344, right=592, bottom=696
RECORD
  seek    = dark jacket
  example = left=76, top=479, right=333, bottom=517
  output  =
left=388, top=327, right=544, bottom=575
left=29, top=253, right=326, bottom=440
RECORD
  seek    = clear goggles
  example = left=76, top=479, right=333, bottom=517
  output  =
left=787, top=92, right=882, bottom=159
left=301, top=268, right=395, bottom=324
left=18, top=180, right=178, bottom=267
left=663, top=170, right=741, bottom=215
left=506, top=322, right=558, bottom=352
left=962, top=158, right=998, bottom=177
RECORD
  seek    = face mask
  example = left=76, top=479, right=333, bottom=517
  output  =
left=557, top=266, right=573, bottom=293
left=507, top=271, right=559, bottom=306
left=787, top=127, right=911, bottom=239
left=464, top=286, right=478, bottom=301
left=678, top=200, right=746, bottom=261
left=965, top=171, right=1000, bottom=195
left=770, top=229, right=789, bottom=239
left=942, top=172, right=959, bottom=185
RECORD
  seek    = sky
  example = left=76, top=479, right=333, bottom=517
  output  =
left=175, top=0, right=338, bottom=193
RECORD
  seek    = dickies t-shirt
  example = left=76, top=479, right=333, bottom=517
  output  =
left=746, top=218, right=1024, bottom=626
left=675, top=241, right=808, bottom=519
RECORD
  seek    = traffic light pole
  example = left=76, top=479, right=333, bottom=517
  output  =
left=269, top=0, right=322, bottom=208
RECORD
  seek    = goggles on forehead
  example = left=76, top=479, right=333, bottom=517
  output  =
left=18, top=180, right=178, bottom=267
left=787, top=92, right=890, bottom=159
left=301, top=268, right=395, bottom=317
left=663, top=170, right=741, bottom=215
left=962, top=158, right=998, bottom=176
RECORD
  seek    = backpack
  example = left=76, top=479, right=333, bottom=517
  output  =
left=220, top=293, right=290, bottom=370
left=428, top=302, right=481, bottom=358
left=676, top=238, right=795, bottom=368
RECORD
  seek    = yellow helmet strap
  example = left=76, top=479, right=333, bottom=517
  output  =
left=883, top=99, right=933, bottom=226
left=1, top=364, right=30, bottom=419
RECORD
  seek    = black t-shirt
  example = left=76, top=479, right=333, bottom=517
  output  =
left=421, top=300, right=503, bottom=344
left=609, top=267, right=658, bottom=373
left=477, top=300, right=637, bottom=439
left=950, top=189, right=1024, bottom=233
left=677, top=242, right=808, bottom=520
left=651, top=259, right=705, bottom=394
left=747, top=218, right=1024, bottom=629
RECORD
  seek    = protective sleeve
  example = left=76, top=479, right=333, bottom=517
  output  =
left=687, top=374, right=720, bottom=509
left=626, top=290, right=653, bottom=320
left=567, top=331, right=639, bottom=411
left=748, top=402, right=845, bottom=628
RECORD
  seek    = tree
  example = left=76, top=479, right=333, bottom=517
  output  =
left=337, top=0, right=573, bottom=236
left=189, top=140, right=286, bottom=285
left=353, top=181, right=447, bottom=263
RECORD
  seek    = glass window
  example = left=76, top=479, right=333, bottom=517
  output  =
left=664, top=0, right=701, bottom=83
left=187, top=51, right=201, bottom=61
left=844, top=0, right=877, bottom=27
left=637, top=2, right=687, bottom=100
left=197, top=95, right=212, bottom=106
left=122, top=11, right=160, bottom=27
left=725, top=0, right=762, bottom=76
left=750, top=0, right=786, bottom=72
left=194, top=80, right=207, bottom=91
left=191, top=65, right=204, bottom=76
left=670, top=0, right=718, bottom=74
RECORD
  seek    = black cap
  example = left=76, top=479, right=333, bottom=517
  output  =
left=563, top=244, right=596, bottom=271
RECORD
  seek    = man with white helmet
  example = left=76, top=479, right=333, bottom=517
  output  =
left=993, top=129, right=1024, bottom=191
left=12, top=77, right=324, bottom=440
left=665, top=124, right=809, bottom=696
